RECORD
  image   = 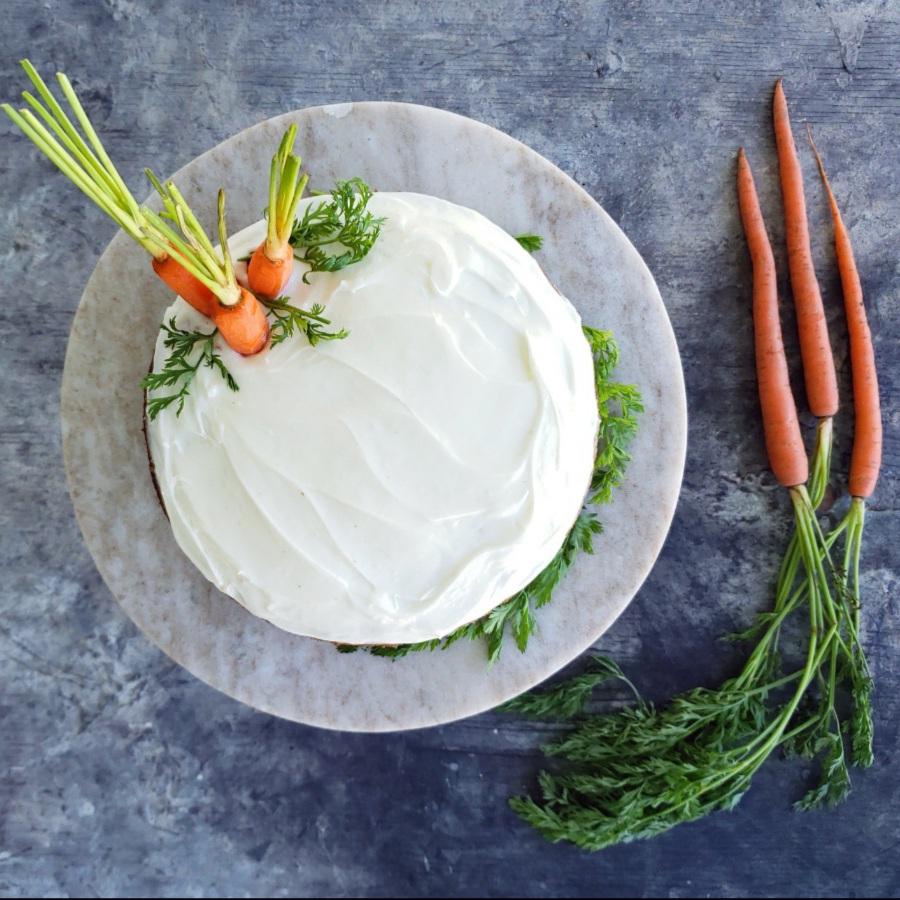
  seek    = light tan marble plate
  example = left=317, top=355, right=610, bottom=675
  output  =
left=61, top=103, right=687, bottom=732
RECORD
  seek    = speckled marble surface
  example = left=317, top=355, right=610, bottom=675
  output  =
left=2, top=1, right=898, bottom=896
left=62, top=101, right=685, bottom=732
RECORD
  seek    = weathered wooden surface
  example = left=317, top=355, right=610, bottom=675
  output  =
left=1, top=1, right=898, bottom=896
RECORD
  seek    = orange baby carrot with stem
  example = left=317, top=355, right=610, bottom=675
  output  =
left=247, top=125, right=309, bottom=297
left=773, top=79, right=838, bottom=507
left=806, top=128, right=882, bottom=503
left=2, top=60, right=217, bottom=318
left=142, top=186, right=269, bottom=355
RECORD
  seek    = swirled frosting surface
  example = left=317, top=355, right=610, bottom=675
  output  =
left=147, top=192, right=598, bottom=644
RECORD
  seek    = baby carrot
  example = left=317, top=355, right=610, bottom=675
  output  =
left=214, top=288, right=269, bottom=356
left=247, top=125, right=308, bottom=297
left=737, top=148, right=808, bottom=488
left=142, top=188, right=269, bottom=355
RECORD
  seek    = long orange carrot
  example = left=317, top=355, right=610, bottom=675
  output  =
left=773, top=80, right=839, bottom=419
left=806, top=130, right=882, bottom=499
left=737, top=148, right=808, bottom=488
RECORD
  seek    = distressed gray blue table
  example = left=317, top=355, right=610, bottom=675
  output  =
left=2, top=2, right=898, bottom=896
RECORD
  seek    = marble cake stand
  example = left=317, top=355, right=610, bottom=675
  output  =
left=61, top=102, right=687, bottom=732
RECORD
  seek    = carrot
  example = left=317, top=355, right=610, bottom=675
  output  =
left=3, top=60, right=215, bottom=318
left=214, top=287, right=270, bottom=355
left=806, top=129, right=882, bottom=500
left=143, top=187, right=268, bottom=355
left=247, top=125, right=308, bottom=298
left=248, top=243, right=293, bottom=298
left=737, top=148, right=808, bottom=488
left=151, top=254, right=218, bottom=317
left=740, top=144, right=872, bottom=783
left=773, top=79, right=839, bottom=420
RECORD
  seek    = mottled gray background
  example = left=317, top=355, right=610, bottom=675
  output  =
left=1, top=1, right=898, bottom=897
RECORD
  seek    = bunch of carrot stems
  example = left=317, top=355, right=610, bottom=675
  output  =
left=508, top=80, right=881, bottom=850
left=3, top=59, right=270, bottom=354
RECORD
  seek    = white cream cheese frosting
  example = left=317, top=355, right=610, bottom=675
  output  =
left=146, top=192, right=598, bottom=645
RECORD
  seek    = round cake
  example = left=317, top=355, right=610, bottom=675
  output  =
left=146, top=192, right=598, bottom=645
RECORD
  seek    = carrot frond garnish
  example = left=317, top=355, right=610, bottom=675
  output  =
left=290, top=177, right=385, bottom=282
left=260, top=297, right=349, bottom=347
left=514, top=233, right=544, bottom=253
left=584, top=326, right=643, bottom=505
left=142, top=318, right=238, bottom=420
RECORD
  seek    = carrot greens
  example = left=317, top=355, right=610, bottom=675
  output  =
left=514, top=233, right=544, bottom=253
left=503, top=111, right=879, bottom=852
left=290, top=178, right=384, bottom=280
left=504, top=491, right=870, bottom=850
left=261, top=296, right=349, bottom=347
left=143, top=318, right=238, bottom=420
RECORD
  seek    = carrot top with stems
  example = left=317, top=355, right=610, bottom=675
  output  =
left=141, top=184, right=269, bottom=355
left=3, top=60, right=222, bottom=317
left=142, top=180, right=243, bottom=307
left=2, top=60, right=159, bottom=258
left=264, top=124, right=308, bottom=261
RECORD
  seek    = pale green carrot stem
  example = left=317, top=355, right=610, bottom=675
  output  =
left=283, top=171, right=309, bottom=236
left=809, top=416, right=834, bottom=508
left=4, top=104, right=155, bottom=253
left=18, top=60, right=126, bottom=206
left=266, top=155, right=279, bottom=248
left=141, top=227, right=225, bottom=297
left=174, top=205, right=223, bottom=277
left=166, top=182, right=220, bottom=262
left=21, top=91, right=120, bottom=200
left=216, top=189, right=238, bottom=301
left=141, top=207, right=220, bottom=283
left=54, top=71, right=139, bottom=219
